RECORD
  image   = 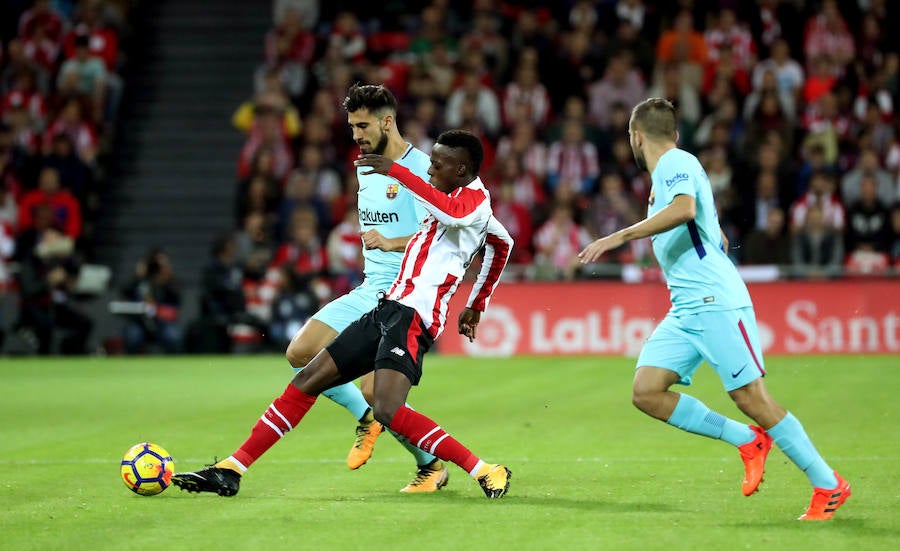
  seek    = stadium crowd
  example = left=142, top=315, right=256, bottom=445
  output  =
left=201, top=0, right=900, bottom=352
left=0, top=0, right=131, bottom=353
left=2, top=0, right=899, bottom=355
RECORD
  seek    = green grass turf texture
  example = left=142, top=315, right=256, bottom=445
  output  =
left=1, top=355, right=897, bottom=551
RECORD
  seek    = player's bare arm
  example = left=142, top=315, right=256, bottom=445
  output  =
left=355, top=154, right=393, bottom=175
left=578, top=194, right=696, bottom=263
left=720, top=228, right=729, bottom=253
left=360, top=229, right=413, bottom=252
left=458, top=308, right=480, bottom=342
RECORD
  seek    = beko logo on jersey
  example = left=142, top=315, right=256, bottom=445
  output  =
left=359, top=209, right=400, bottom=225
left=664, top=173, right=689, bottom=187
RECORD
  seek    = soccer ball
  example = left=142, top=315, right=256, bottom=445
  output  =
left=120, top=442, right=175, bottom=496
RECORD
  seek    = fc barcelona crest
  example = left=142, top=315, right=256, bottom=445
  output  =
left=386, top=183, right=399, bottom=199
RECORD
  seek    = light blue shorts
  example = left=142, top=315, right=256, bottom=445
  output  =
left=311, top=277, right=393, bottom=333
left=636, top=306, right=766, bottom=392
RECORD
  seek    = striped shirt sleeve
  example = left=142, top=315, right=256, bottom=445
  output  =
left=387, top=163, right=488, bottom=228
left=466, top=215, right=513, bottom=312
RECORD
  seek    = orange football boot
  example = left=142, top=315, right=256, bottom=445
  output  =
left=798, top=472, right=851, bottom=520
left=738, top=425, right=774, bottom=496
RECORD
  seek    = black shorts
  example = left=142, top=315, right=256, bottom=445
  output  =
left=326, top=300, right=434, bottom=385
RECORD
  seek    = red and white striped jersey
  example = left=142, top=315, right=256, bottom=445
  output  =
left=385, top=163, right=513, bottom=339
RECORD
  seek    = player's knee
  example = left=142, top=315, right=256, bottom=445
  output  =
left=631, top=386, right=656, bottom=414
left=285, top=341, right=315, bottom=368
left=372, top=402, right=399, bottom=428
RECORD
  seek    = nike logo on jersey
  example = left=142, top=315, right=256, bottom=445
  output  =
left=390, top=347, right=405, bottom=357
left=731, top=364, right=748, bottom=378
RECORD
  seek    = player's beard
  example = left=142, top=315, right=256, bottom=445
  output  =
left=365, top=129, right=388, bottom=155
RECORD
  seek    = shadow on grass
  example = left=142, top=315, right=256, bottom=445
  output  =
left=224, top=491, right=681, bottom=514
left=719, top=517, right=889, bottom=535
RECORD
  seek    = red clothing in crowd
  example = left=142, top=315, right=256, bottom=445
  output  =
left=18, top=188, right=83, bottom=238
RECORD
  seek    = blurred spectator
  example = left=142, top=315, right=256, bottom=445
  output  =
left=18, top=0, right=66, bottom=48
left=495, top=120, right=547, bottom=180
left=325, top=204, right=363, bottom=295
left=743, top=207, right=790, bottom=265
left=740, top=169, right=788, bottom=233
left=327, top=11, right=366, bottom=65
left=232, top=81, right=301, bottom=139
left=586, top=172, right=639, bottom=262
left=501, top=63, right=550, bottom=130
left=532, top=201, right=592, bottom=280
left=802, top=56, right=837, bottom=105
left=752, top=38, right=804, bottom=99
left=410, top=4, right=458, bottom=63
left=890, top=204, right=900, bottom=265
left=491, top=181, right=534, bottom=264
left=607, top=20, right=655, bottom=79
left=2, top=69, right=47, bottom=130
left=845, top=174, right=891, bottom=254
left=790, top=170, right=845, bottom=233
left=1, top=39, right=50, bottom=95
left=21, top=19, right=60, bottom=77
left=296, top=144, right=341, bottom=205
left=18, top=166, right=82, bottom=240
left=587, top=53, right=646, bottom=129
left=803, top=0, right=855, bottom=71
left=801, top=92, right=850, bottom=167
left=273, top=0, right=319, bottom=29
left=120, top=249, right=182, bottom=354
left=63, top=2, right=119, bottom=71
left=270, top=206, right=328, bottom=280
left=268, top=264, right=318, bottom=350
left=57, top=33, right=106, bottom=123
left=42, top=133, right=92, bottom=204
left=460, top=10, right=509, bottom=81
left=0, top=218, right=14, bottom=291
left=257, top=7, right=316, bottom=100
left=646, top=63, right=702, bottom=132
left=490, top=154, right=546, bottom=217
left=655, top=10, right=707, bottom=67
left=190, top=236, right=250, bottom=353
left=233, top=211, right=273, bottom=266
left=547, top=29, right=603, bottom=108
left=277, top=169, right=330, bottom=240
left=791, top=204, right=843, bottom=279
left=42, top=96, right=98, bottom=165
left=0, top=181, right=17, bottom=230
left=236, top=110, right=293, bottom=181
left=445, top=72, right=501, bottom=138
left=16, top=225, right=91, bottom=354
left=841, top=148, right=895, bottom=207
left=546, top=118, right=599, bottom=197
left=704, top=7, right=756, bottom=73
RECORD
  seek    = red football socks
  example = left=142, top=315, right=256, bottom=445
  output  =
left=389, top=405, right=479, bottom=472
left=232, top=384, right=317, bottom=468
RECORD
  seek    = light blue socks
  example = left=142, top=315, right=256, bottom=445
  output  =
left=667, top=394, right=756, bottom=446
left=767, top=412, right=838, bottom=489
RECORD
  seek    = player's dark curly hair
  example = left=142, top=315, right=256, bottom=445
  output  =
left=342, top=83, right=398, bottom=116
left=631, top=97, right=677, bottom=140
left=436, top=130, right=484, bottom=176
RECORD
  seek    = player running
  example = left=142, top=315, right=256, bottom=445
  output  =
left=173, top=130, right=514, bottom=499
left=578, top=98, right=850, bottom=521
left=283, top=84, right=448, bottom=491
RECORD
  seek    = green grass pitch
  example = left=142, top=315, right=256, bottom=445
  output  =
left=1, top=355, right=897, bottom=550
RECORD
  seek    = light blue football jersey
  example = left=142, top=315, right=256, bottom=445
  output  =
left=357, top=143, right=430, bottom=284
left=648, top=148, right=752, bottom=314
